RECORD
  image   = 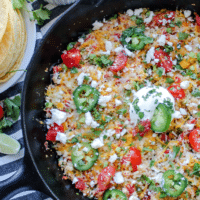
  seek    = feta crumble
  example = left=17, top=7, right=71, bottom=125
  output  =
left=114, top=172, right=124, bottom=184
left=85, top=112, right=100, bottom=128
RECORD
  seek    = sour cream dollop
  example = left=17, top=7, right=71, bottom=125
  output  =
left=129, top=86, right=175, bottom=126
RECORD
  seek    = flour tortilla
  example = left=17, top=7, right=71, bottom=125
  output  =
left=0, top=0, right=9, bottom=42
left=0, top=9, right=27, bottom=83
left=0, top=10, right=13, bottom=67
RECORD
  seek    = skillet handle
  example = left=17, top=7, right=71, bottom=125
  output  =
left=0, top=147, right=53, bottom=200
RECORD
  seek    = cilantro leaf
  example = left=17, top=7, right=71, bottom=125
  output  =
left=150, top=160, right=155, bottom=168
left=156, top=67, right=164, bottom=77
left=12, top=0, right=26, bottom=9
left=196, top=188, right=200, bottom=196
left=32, top=5, right=51, bottom=25
left=165, top=77, right=174, bottom=83
left=0, top=118, right=13, bottom=130
left=173, top=146, right=180, bottom=158
left=70, top=67, right=78, bottom=74
left=4, top=96, right=21, bottom=121
left=192, top=163, right=200, bottom=176
left=178, top=32, right=189, bottom=40
left=191, top=88, right=200, bottom=97
left=109, top=14, right=118, bottom=20
left=67, top=42, right=76, bottom=50
left=197, top=53, right=200, bottom=63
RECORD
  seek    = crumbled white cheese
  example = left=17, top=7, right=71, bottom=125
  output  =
left=134, top=8, right=143, bottom=16
left=105, top=40, right=113, bottom=52
left=114, top=45, right=124, bottom=53
left=106, top=87, right=112, bottom=92
left=172, top=110, right=182, bottom=119
left=99, top=84, right=105, bottom=92
left=120, top=129, right=127, bottom=137
left=92, top=20, right=103, bottom=30
left=157, top=35, right=166, bottom=46
left=98, top=95, right=112, bottom=106
left=77, top=72, right=89, bottom=85
left=172, top=60, right=177, bottom=65
left=56, top=132, right=67, bottom=144
left=180, top=108, right=187, bottom=115
left=151, top=173, right=163, bottom=183
left=78, top=38, right=84, bottom=44
left=114, top=172, right=124, bottom=184
left=125, top=37, right=132, bottom=43
left=105, top=129, right=116, bottom=137
left=91, top=138, right=104, bottom=149
left=146, top=47, right=155, bottom=63
left=82, top=147, right=89, bottom=152
left=129, top=193, right=140, bottom=200
left=144, top=11, right=154, bottom=24
left=184, top=10, right=191, bottom=18
left=90, top=180, right=95, bottom=187
left=85, top=112, right=100, bottom=128
left=72, top=177, right=79, bottom=184
left=115, top=99, right=122, bottom=106
left=97, top=70, right=102, bottom=79
left=124, top=46, right=135, bottom=57
left=180, top=81, right=190, bottom=89
left=48, top=109, right=68, bottom=126
left=91, top=80, right=98, bottom=88
left=167, top=41, right=173, bottom=46
left=126, top=9, right=134, bottom=16
left=109, top=154, right=118, bottom=163
left=152, top=34, right=157, bottom=38
left=184, top=45, right=192, bottom=51
left=185, top=123, right=195, bottom=130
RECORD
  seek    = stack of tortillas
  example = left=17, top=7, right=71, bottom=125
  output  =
left=0, top=0, right=27, bottom=83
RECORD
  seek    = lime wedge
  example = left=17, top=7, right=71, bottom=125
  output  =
left=0, top=133, right=21, bottom=154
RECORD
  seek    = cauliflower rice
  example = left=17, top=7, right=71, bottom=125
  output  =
left=45, top=8, right=200, bottom=200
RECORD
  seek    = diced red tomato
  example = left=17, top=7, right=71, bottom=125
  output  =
left=167, top=84, right=185, bottom=99
left=142, top=194, right=151, bottom=200
left=46, top=123, right=64, bottom=141
left=153, top=11, right=175, bottom=26
left=131, top=165, right=138, bottom=172
left=132, top=120, right=151, bottom=137
left=175, top=76, right=181, bottom=83
left=61, top=48, right=81, bottom=68
left=75, top=178, right=86, bottom=191
left=121, top=147, right=142, bottom=172
left=154, top=49, right=173, bottom=72
left=187, top=119, right=197, bottom=124
left=0, top=105, right=4, bottom=119
left=110, top=51, right=127, bottom=72
left=53, top=66, right=62, bottom=73
left=164, top=149, right=170, bottom=154
left=97, top=166, right=116, bottom=191
left=114, top=33, right=121, bottom=38
left=161, top=133, right=169, bottom=142
left=196, top=14, right=200, bottom=26
left=126, top=184, right=135, bottom=196
left=130, top=147, right=142, bottom=166
left=189, top=128, right=200, bottom=152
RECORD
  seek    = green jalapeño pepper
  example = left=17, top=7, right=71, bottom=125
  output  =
left=162, top=170, right=188, bottom=197
left=103, top=189, right=127, bottom=200
left=151, top=103, right=172, bottom=133
left=73, top=84, right=99, bottom=113
left=71, top=142, right=98, bottom=171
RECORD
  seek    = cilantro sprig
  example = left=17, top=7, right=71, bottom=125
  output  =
left=12, top=1, right=51, bottom=25
left=0, top=95, right=21, bottom=132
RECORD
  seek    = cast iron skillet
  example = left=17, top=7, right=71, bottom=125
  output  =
left=1, top=0, right=200, bottom=199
